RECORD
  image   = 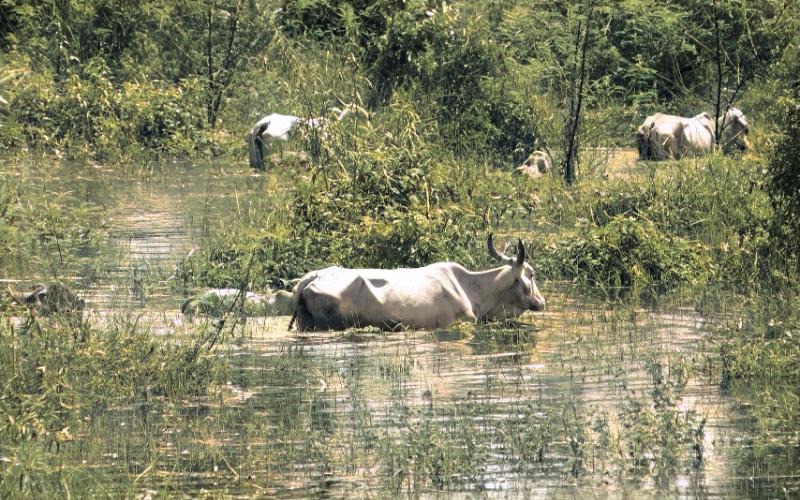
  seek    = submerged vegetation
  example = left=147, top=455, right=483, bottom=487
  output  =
left=1, top=0, right=800, bottom=496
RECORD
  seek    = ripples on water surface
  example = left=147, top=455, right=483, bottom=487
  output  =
left=3, top=160, right=798, bottom=497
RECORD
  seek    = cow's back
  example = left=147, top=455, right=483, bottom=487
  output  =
left=294, top=263, right=473, bottom=330
left=680, top=113, right=715, bottom=155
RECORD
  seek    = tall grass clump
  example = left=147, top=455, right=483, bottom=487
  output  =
left=0, top=309, right=229, bottom=497
left=0, top=173, right=108, bottom=274
left=715, top=295, right=800, bottom=453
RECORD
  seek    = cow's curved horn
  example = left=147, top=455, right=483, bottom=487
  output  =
left=516, top=240, right=526, bottom=266
left=487, top=233, right=505, bottom=262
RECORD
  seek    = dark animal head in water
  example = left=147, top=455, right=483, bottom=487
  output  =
left=22, top=283, right=85, bottom=315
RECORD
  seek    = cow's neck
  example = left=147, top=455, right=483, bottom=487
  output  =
left=452, top=265, right=511, bottom=318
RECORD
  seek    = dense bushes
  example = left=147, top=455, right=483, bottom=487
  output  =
left=367, top=3, right=535, bottom=162
left=181, top=234, right=332, bottom=290
left=186, top=106, right=496, bottom=286
left=7, top=59, right=209, bottom=159
left=2, top=0, right=797, bottom=302
left=279, top=0, right=408, bottom=43
left=187, top=131, right=776, bottom=301
left=766, top=96, right=800, bottom=275
left=552, top=216, right=713, bottom=300
left=2, top=0, right=798, bottom=168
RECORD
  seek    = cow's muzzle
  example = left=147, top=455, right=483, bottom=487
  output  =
left=530, top=294, right=546, bottom=312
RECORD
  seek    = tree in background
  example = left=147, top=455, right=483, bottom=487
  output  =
left=198, top=1, right=273, bottom=126
left=1, top=0, right=271, bottom=127
left=699, top=0, right=794, bottom=146
left=561, top=0, right=597, bottom=184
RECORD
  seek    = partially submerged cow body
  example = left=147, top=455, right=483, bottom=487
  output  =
left=636, top=107, right=750, bottom=160
left=290, top=235, right=545, bottom=331
left=516, top=150, right=552, bottom=177
left=181, top=288, right=293, bottom=317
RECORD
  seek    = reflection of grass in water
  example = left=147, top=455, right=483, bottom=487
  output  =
left=470, top=320, right=538, bottom=353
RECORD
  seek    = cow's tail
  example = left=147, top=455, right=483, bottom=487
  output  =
left=247, top=123, right=268, bottom=170
left=287, top=272, right=321, bottom=331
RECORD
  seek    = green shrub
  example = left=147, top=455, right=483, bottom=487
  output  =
left=552, top=216, right=713, bottom=300
left=182, top=233, right=332, bottom=290
left=367, top=3, right=535, bottom=162
left=766, top=96, right=800, bottom=275
left=12, top=65, right=117, bottom=158
left=119, top=78, right=207, bottom=156
left=580, top=159, right=774, bottom=291
left=293, top=144, right=431, bottom=232
left=7, top=59, right=208, bottom=160
left=279, top=0, right=409, bottom=43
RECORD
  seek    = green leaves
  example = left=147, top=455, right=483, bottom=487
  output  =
left=554, top=216, right=713, bottom=300
left=766, top=96, right=800, bottom=275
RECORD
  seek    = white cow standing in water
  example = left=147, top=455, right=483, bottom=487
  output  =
left=289, top=234, right=546, bottom=331
left=246, top=114, right=324, bottom=170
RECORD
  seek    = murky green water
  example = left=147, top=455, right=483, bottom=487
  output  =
left=3, top=160, right=798, bottom=497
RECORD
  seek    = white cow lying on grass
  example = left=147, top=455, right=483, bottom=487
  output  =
left=516, top=150, right=552, bottom=177
left=181, top=288, right=293, bottom=317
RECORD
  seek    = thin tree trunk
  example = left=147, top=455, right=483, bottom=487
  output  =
left=210, top=3, right=241, bottom=127
left=206, top=2, right=214, bottom=126
left=712, top=0, right=723, bottom=148
left=563, top=2, right=594, bottom=185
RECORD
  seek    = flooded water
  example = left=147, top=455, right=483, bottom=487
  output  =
left=2, top=160, right=798, bottom=497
